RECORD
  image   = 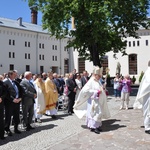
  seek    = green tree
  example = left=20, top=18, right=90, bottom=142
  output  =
left=27, top=0, right=150, bottom=67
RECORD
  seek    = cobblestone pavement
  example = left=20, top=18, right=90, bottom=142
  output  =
left=0, top=96, right=150, bottom=150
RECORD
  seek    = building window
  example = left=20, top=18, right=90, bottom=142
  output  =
left=133, top=41, right=135, bottom=47
left=42, top=55, right=44, bottom=60
left=101, top=56, right=108, bottom=75
left=55, top=45, right=57, bottom=50
left=137, top=41, right=140, bottom=46
left=146, top=40, right=148, bottom=46
left=10, top=64, right=14, bottom=70
left=64, top=59, right=69, bottom=73
left=52, top=56, right=54, bottom=61
left=9, top=39, right=15, bottom=46
left=42, top=44, right=44, bottom=49
left=13, top=40, right=15, bottom=45
left=25, top=41, right=27, bottom=47
left=9, top=52, right=11, bottom=58
left=12, top=52, right=15, bottom=58
left=40, top=66, right=44, bottom=73
left=25, top=53, right=27, bottom=59
left=39, top=43, right=41, bottom=48
left=25, top=41, right=30, bottom=47
left=78, top=58, right=85, bottom=73
left=39, top=55, right=41, bottom=60
left=64, top=59, right=68, bottom=65
left=52, top=45, right=54, bottom=50
left=55, top=56, right=57, bottom=61
left=129, top=54, right=137, bottom=75
left=9, top=39, right=11, bottom=45
left=28, top=42, right=30, bottom=47
left=28, top=54, right=30, bottom=59
left=128, top=41, right=131, bottom=47
left=26, top=65, right=30, bottom=71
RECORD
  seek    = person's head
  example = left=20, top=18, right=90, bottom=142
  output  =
left=53, top=73, right=58, bottom=78
left=116, top=73, right=120, bottom=78
left=69, top=73, right=73, bottom=79
left=47, top=72, right=53, bottom=80
left=83, top=70, right=88, bottom=76
left=124, top=74, right=130, bottom=80
left=93, top=66, right=102, bottom=81
left=0, top=75, right=4, bottom=81
left=76, top=73, right=81, bottom=79
left=80, top=73, right=83, bottom=78
left=37, top=74, right=42, bottom=82
left=13, top=70, right=19, bottom=79
left=65, top=73, right=69, bottom=79
left=24, top=72, right=32, bottom=80
left=8, top=70, right=16, bottom=80
left=42, top=72, right=47, bottom=79
left=72, top=69, right=76, bottom=74
left=3, top=73, right=8, bottom=79
left=32, top=74, right=37, bottom=81
left=60, top=74, right=64, bottom=78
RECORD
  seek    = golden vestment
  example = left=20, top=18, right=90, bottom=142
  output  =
left=45, top=78, right=58, bottom=110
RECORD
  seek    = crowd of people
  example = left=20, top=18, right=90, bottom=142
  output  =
left=0, top=63, right=150, bottom=140
left=0, top=68, right=95, bottom=140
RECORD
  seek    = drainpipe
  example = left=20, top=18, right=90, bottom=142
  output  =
left=59, top=39, right=62, bottom=74
left=36, top=32, right=38, bottom=73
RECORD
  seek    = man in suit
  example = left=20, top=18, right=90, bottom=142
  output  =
left=81, top=70, right=89, bottom=87
left=0, top=75, right=7, bottom=139
left=20, top=71, right=37, bottom=131
left=3, top=71, right=22, bottom=136
left=66, top=73, right=77, bottom=115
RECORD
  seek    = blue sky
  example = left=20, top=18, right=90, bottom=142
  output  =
left=0, top=0, right=42, bottom=25
left=0, top=0, right=150, bottom=26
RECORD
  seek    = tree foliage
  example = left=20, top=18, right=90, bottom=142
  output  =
left=27, top=0, right=150, bottom=67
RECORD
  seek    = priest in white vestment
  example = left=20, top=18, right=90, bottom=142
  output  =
left=133, top=60, right=150, bottom=134
left=33, top=75, right=46, bottom=123
left=73, top=66, right=110, bottom=134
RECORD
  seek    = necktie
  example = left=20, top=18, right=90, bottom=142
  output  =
left=12, top=81, right=19, bottom=98
left=84, top=76, right=87, bottom=82
left=29, top=81, right=34, bottom=88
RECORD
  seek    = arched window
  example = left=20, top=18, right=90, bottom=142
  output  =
left=78, top=58, right=85, bottom=73
left=128, top=54, right=137, bottom=75
left=101, top=55, right=108, bottom=75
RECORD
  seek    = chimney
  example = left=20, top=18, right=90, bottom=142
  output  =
left=30, top=6, right=38, bottom=24
left=17, top=17, right=22, bottom=26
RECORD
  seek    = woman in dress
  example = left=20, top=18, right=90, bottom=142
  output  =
left=120, top=75, right=131, bottom=110
left=75, top=73, right=82, bottom=101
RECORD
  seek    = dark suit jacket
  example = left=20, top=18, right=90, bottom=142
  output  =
left=20, top=79, right=36, bottom=105
left=66, top=78, right=77, bottom=95
left=3, top=79, right=18, bottom=105
left=0, top=81, right=7, bottom=109
left=81, top=76, right=88, bottom=87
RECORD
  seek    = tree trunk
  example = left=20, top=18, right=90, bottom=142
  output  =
left=89, top=44, right=101, bottom=67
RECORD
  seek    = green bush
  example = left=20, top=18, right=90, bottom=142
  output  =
left=132, top=76, right=136, bottom=84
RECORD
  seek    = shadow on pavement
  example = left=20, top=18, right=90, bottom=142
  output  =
left=0, top=124, right=57, bottom=146
left=80, top=119, right=126, bottom=132
left=42, top=113, right=69, bottom=122
left=102, top=119, right=126, bottom=132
